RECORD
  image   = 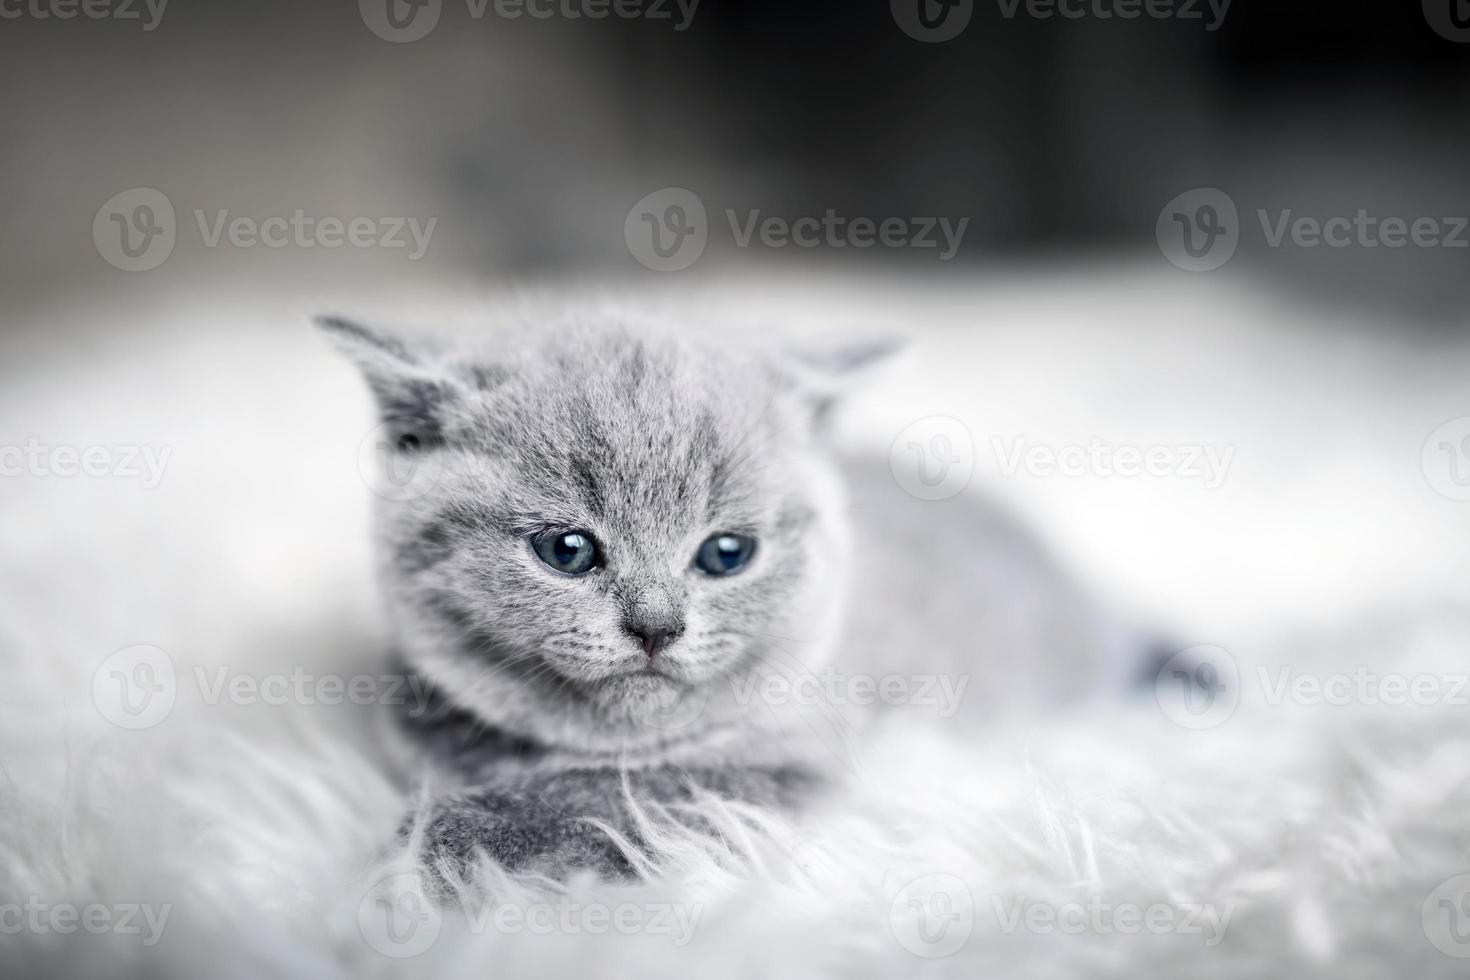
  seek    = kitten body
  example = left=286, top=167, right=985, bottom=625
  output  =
left=322, top=312, right=1128, bottom=877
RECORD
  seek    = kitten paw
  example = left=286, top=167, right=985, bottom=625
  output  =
left=412, top=787, right=633, bottom=882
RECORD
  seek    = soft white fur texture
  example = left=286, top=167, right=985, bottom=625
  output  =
left=3, top=269, right=1469, bottom=978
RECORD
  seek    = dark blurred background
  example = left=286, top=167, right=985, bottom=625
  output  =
left=2, top=0, right=1468, bottom=323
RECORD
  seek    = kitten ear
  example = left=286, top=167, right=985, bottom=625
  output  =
left=783, top=337, right=905, bottom=428
left=314, top=315, right=461, bottom=441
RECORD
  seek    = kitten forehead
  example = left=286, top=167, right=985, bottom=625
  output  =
left=449, top=326, right=799, bottom=532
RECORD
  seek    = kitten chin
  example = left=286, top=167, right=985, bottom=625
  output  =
left=590, top=671, right=685, bottom=720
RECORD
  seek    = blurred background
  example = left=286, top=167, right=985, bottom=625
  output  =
left=3, top=0, right=1470, bottom=715
left=2, top=0, right=1469, bottom=316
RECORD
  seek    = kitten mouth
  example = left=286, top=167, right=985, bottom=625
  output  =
left=590, top=669, right=686, bottom=718
left=628, top=668, right=677, bottom=688
left=635, top=659, right=700, bottom=688
left=622, top=664, right=684, bottom=691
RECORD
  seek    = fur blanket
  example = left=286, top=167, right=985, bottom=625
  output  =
left=3, top=273, right=1468, bottom=978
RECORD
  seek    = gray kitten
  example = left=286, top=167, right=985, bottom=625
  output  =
left=319, top=312, right=1134, bottom=880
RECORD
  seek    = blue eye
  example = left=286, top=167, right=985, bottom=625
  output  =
left=694, top=534, right=757, bottom=576
left=532, top=530, right=600, bottom=576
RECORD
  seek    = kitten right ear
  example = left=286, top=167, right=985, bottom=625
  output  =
left=314, top=315, right=459, bottom=438
left=781, top=336, right=906, bottom=432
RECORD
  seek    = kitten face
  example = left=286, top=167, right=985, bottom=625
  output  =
left=322, top=315, right=881, bottom=754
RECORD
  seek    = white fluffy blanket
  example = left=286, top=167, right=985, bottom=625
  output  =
left=4, top=271, right=1469, bottom=978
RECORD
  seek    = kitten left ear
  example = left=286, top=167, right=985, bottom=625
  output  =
left=783, top=337, right=905, bottom=428
left=314, top=315, right=462, bottom=438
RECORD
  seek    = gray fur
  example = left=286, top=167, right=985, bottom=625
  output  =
left=321, top=312, right=1130, bottom=880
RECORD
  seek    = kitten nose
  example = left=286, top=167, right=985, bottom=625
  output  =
left=625, top=622, right=683, bottom=657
